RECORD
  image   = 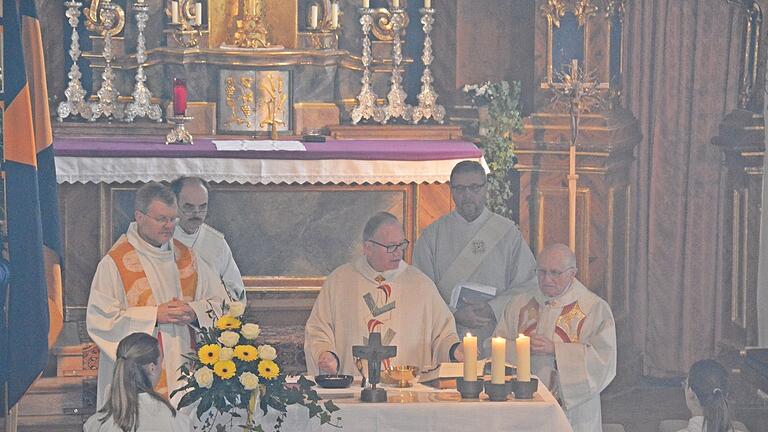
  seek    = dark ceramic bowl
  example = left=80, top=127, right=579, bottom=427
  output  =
left=315, top=374, right=354, bottom=389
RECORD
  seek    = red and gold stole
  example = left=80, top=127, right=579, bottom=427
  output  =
left=517, top=298, right=587, bottom=343
left=108, top=235, right=198, bottom=396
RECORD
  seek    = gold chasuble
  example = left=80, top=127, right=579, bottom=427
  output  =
left=107, top=235, right=198, bottom=396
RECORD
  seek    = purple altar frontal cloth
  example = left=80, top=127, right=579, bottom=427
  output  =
left=53, top=136, right=481, bottom=161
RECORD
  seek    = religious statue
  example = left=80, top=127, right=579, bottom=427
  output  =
left=352, top=332, right=397, bottom=403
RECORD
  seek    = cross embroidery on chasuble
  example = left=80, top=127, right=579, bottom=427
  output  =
left=362, top=275, right=397, bottom=368
left=517, top=298, right=587, bottom=343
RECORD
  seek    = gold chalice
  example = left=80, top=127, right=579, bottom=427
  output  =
left=381, top=365, right=419, bottom=388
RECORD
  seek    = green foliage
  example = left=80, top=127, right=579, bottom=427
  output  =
left=462, top=80, right=523, bottom=219
left=171, top=303, right=341, bottom=432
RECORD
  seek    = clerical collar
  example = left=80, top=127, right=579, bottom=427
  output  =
left=353, top=256, right=406, bottom=284
left=538, top=280, right=575, bottom=308
left=127, top=222, right=173, bottom=258
left=452, top=207, right=490, bottom=226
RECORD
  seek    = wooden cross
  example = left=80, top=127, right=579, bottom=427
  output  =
left=352, top=332, right=397, bottom=387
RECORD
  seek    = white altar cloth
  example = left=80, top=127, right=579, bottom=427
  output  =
left=261, top=379, right=574, bottom=432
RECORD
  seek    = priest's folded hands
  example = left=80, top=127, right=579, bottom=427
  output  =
left=317, top=351, right=339, bottom=374
left=156, top=297, right=196, bottom=325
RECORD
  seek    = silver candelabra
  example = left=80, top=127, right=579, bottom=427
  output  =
left=124, top=1, right=162, bottom=122
left=89, top=0, right=123, bottom=121
left=57, top=1, right=93, bottom=121
left=379, top=7, right=412, bottom=124
left=350, top=7, right=382, bottom=124
left=411, top=7, right=445, bottom=124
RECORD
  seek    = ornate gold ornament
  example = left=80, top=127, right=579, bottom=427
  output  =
left=227, top=0, right=271, bottom=48
left=259, top=73, right=287, bottom=140
left=540, top=0, right=567, bottom=28
left=85, top=0, right=125, bottom=36
left=371, top=7, right=408, bottom=41
left=603, top=0, right=628, bottom=22
left=573, top=0, right=598, bottom=26
left=240, top=77, right=255, bottom=128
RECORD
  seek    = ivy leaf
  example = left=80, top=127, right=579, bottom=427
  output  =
left=323, top=400, right=340, bottom=413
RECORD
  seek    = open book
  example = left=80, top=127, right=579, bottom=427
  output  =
left=449, top=282, right=497, bottom=310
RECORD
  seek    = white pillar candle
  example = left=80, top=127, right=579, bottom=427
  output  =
left=425, top=0, right=432, bottom=8
left=462, top=333, right=477, bottom=382
left=331, top=2, right=339, bottom=29
left=363, top=0, right=370, bottom=7
left=491, top=337, right=506, bottom=384
left=309, top=4, right=319, bottom=29
left=194, top=3, right=202, bottom=26
left=171, top=1, right=179, bottom=24
left=516, top=333, right=531, bottom=382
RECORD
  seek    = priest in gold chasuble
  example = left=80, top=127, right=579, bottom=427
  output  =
left=305, top=212, right=459, bottom=376
left=493, top=244, right=616, bottom=432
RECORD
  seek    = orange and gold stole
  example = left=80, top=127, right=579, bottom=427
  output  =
left=108, top=235, right=198, bottom=397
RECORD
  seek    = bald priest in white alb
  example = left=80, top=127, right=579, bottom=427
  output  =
left=87, top=182, right=229, bottom=408
left=493, top=244, right=616, bottom=432
left=171, top=176, right=246, bottom=302
left=305, top=212, right=460, bottom=376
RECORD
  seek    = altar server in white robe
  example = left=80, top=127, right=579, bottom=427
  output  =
left=305, top=212, right=460, bottom=376
left=414, top=160, right=538, bottom=347
left=84, top=333, right=191, bottom=432
left=493, top=243, right=616, bottom=432
left=87, top=182, right=228, bottom=408
left=172, top=176, right=246, bottom=301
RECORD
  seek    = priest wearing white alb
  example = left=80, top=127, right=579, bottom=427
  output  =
left=414, top=160, right=538, bottom=348
left=305, top=212, right=460, bottom=376
left=171, top=176, right=246, bottom=302
left=493, top=243, right=616, bottom=432
left=86, top=182, right=229, bottom=408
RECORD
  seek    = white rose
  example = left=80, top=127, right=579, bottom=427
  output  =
left=239, top=372, right=260, bottom=390
left=257, top=344, right=277, bottom=361
left=219, top=347, right=234, bottom=361
left=218, top=331, right=240, bottom=348
left=241, top=323, right=261, bottom=340
left=194, top=367, right=214, bottom=388
left=227, top=301, right=246, bottom=318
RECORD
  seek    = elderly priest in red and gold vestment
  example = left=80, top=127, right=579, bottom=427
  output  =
left=494, top=243, right=616, bottom=432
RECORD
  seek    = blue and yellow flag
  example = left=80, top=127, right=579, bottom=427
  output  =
left=1, top=0, right=63, bottom=409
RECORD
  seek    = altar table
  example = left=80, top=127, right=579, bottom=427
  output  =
left=263, top=379, right=574, bottom=432
left=53, top=136, right=484, bottom=185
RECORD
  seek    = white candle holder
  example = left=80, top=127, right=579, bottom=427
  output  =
left=89, top=0, right=124, bottom=121
left=58, top=1, right=94, bottom=121
left=411, top=7, right=445, bottom=124
left=124, top=1, right=162, bottom=122
left=378, top=7, right=412, bottom=124
left=350, top=7, right=381, bottom=124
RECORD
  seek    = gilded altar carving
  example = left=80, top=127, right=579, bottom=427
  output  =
left=85, top=0, right=125, bottom=36
left=540, top=0, right=600, bottom=28
left=541, top=0, right=567, bottom=28
left=603, top=0, right=628, bottom=22
left=218, top=70, right=291, bottom=134
left=226, top=0, right=271, bottom=48
left=371, top=8, right=409, bottom=41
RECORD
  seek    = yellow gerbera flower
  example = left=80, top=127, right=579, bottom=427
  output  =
left=216, top=315, right=242, bottom=331
left=198, top=344, right=221, bottom=366
left=234, top=345, right=258, bottom=362
left=258, top=360, right=280, bottom=380
left=213, top=360, right=237, bottom=379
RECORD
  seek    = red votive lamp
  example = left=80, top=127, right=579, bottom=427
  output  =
left=172, top=78, right=187, bottom=116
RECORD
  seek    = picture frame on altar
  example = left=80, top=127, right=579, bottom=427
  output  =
left=216, top=69, right=292, bottom=135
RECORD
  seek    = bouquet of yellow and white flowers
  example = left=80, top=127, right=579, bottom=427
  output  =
left=171, top=301, right=340, bottom=432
